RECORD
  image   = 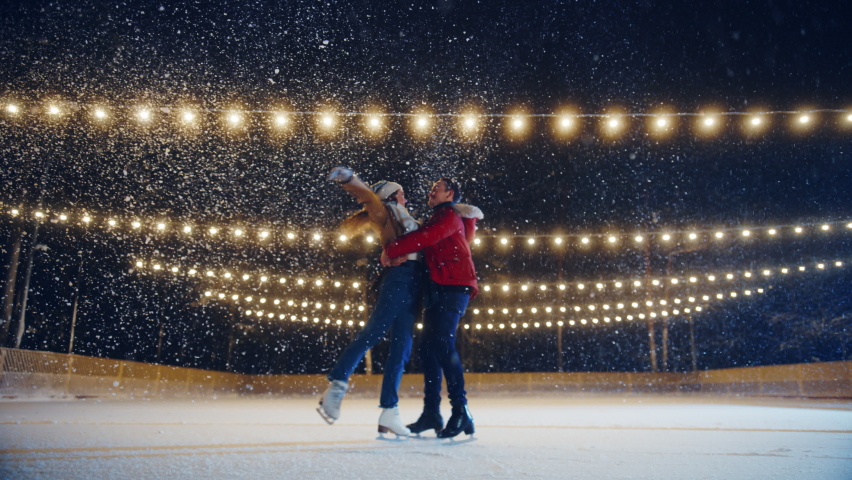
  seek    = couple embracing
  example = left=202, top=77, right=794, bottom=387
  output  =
left=316, top=167, right=482, bottom=439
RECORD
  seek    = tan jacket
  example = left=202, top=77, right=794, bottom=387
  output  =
left=338, top=175, right=407, bottom=247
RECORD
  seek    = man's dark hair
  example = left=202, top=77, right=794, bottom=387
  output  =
left=439, top=176, right=462, bottom=202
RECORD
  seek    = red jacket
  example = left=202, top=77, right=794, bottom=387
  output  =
left=384, top=203, right=479, bottom=297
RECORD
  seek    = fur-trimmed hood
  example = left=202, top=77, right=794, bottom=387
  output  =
left=452, top=203, right=484, bottom=220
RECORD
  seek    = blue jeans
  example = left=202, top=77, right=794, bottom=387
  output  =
left=420, top=282, right=471, bottom=410
left=328, top=261, right=424, bottom=408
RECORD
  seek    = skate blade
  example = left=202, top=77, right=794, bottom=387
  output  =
left=438, top=435, right=477, bottom=444
left=316, top=406, right=336, bottom=425
left=378, top=425, right=410, bottom=437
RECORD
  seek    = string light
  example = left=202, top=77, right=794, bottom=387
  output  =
left=698, top=113, right=722, bottom=133
left=506, top=109, right=531, bottom=140
left=6, top=202, right=852, bottom=252
left=463, top=116, right=477, bottom=130
left=143, top=255, right=841, bottom=306
left=8, top=99, right=845, bottom=140
left=415, top=115, right=430, bottom=129
left=649, top=110, right=676, bottom=138
left=204, top=284, right=729, bottom=319
left=603, top=114, right=625, bottom=138
left=318, top=111, right=336, bottom=133
left=136, top=109, right=151, bottom=122
left=274, top=113, right=290, bottom=127
left=554, top=110, right=578, bottom=137
left=364, top=110, right=386, bottom=136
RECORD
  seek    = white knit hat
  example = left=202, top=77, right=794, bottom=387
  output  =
left=371, top=181, right=402, bottom=201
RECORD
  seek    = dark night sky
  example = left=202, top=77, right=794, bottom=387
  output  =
left=3, top=1, right=851, bottom=102
left=0, top=0, right=850, bottom=224
left=1, top=0, right=851, bottom=374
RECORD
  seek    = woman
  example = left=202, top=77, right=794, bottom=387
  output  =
left=317, top=166, right=424, bottom=436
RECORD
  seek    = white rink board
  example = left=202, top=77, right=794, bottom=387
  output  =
left=1, top=394, right=850, bottom=479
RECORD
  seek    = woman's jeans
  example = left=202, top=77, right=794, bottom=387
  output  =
left=328, top=261, right=424, bottom=408
left=420, top=282, right=471, bottom=411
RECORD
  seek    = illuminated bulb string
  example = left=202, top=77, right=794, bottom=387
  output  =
left=133, top=258, right=847, bottom=296
left=207, top=286, right=769, bottom=331
left=5, top=202, right=852, bottom=251
left=199, top=286, right=765, bottom=320
left=3, top=100, right=850, bottom=121
left=3, top=100, right=851, bottom=141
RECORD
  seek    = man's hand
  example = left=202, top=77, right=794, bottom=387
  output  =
left=381, top=249, right=407, bottom=267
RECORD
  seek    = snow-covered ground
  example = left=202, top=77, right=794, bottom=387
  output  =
left=1, top=394, right=850, bottom=479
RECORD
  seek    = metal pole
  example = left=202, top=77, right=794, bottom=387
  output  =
left=156, top=322, right=165, bottom=362
left=225, top=307, right=238, bottom=371
left=688, top=314, right=697, bottom=371
left=68, top=251, right=84, bottom=354
left=16, top=130, right=57, bottom=349
left=557, top=325, right=563, bottom=372
left=226, top=328, right=236, bottom=372
left=662, top=254, right=674, bottom=373
left=643, top=237, right=657, bottom=372
left=15, top=130, right=60, bottom=349
left=557, top=250, right=564, bottom=372
left=15, top=222, right=40, bottom=348
left=662, top=248, right=698, bottom=372
left=68, top=295, right=79, bottom=354
left=1, top=226, right=23, bottom=346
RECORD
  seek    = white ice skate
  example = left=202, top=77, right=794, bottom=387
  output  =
left=317, top=379, right=348, bottom=424
left=378, top=406, right=411, bottom=437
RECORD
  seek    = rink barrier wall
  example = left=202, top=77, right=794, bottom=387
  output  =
left=1, top=348, right=850, bottom=399
left=0, top=349, right=245, bottom=399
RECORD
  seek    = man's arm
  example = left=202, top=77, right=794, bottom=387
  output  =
left=462, top=217, right=477, bottom=243
left=452, top=204, right=483, bottom=243
left=384, top=208, right=457, bottom=258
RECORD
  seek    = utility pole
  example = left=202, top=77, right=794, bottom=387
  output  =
left=688, top=313, right=698, bottom=371
left=663, top=247, right=699, bottom=372
left=15, top=220, right=41, bottom=349
left=1, top=225, right=23, bottom=347
left=156, top=322, right=165, bottom=363
left=16, top=130, right=60, bottom=349
left=68, top=250, right=84, bottom=354
left=556, top=250, right=564, bottom=372
left=643, top=237, right=657, bottom=372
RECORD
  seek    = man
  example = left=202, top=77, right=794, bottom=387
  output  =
left=381, top=177, right=482, bottom=438
left=318, top=167, right=425, bottom=436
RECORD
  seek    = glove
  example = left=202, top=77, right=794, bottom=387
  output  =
left=328, top=167, right=353, bottom=184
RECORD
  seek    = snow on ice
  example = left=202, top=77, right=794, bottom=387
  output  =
left=1, top=394, right=850, bottom=479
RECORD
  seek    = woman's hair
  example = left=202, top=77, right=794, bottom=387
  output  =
left=439, top=176, right=462, bottom=202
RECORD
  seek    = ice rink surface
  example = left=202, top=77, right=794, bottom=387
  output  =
left=1, top=394, right=850, bottom=479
